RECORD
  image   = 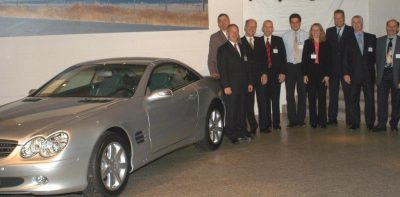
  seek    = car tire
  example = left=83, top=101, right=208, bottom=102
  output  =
left=196, top=103, right=224, bottom=151
left=83, top=131, right=130, bottom=197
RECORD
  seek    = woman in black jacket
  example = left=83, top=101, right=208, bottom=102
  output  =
left=302, top=23, right=332, bottom=128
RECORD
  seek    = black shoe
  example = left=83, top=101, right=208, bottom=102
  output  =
left=320, top=125, right=327, bottom=128
left=229, top=137, right=240, bottom=144
left=327, top=120, right=338, bottom=126
left=373, top=125, right=386, bottom=132
left=311, top=124, right=317, bottom=128
left=245, top=133, right=255, bottom=139
left=249, top=130, right=257, bottom=135
left=273, top=125, right=281, bottom=130
left=287, top=123, right=297, bottom=128
left=367, top=125, right=374, bottom=131
left=297, top=122, right=305, bottom=127
left=391, top=126, right=399, bottom=132
left=260, top=128, right=272, bottom=133
left=249, top=127, right=257, bottom=134
left=349, top=125, right=360, bottom=130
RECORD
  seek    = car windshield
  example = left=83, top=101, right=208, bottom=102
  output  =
left=34, top=64, right=147, bottom=98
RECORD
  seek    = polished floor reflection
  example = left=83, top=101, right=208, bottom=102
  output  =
left=122, top=119, right=400, bottom=197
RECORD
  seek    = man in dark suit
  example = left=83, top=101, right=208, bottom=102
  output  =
left=254, top=20, right=286, bottom=132
left=241, top=19, right=259, bottom=135
left=326, top=9, right=354, bottom=126
left=373, top=19, right=400, bottom=132
left=208, top=13, right=230, bottom=79
left=217, top=24, right=254, bottom=144
left=343, top=15, right=376, bottom=130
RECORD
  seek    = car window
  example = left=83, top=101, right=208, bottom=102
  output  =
left=148, top=63, right=199, bottom=92
left=34, top=64, right=146, bottom=98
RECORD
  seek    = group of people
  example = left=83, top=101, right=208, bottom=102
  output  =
left=207, top=10, right=400, bottom=144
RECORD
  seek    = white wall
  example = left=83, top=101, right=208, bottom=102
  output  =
left=243, top=0, right=369, bottom=36
left=369, top=0, right=400, bottom=37
left=0, top=0, right=243, bottom=105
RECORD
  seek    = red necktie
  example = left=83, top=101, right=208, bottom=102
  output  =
left=266, top=37, right=272, bottom=68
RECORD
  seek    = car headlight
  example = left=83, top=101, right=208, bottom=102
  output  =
left=21, top=131, right=69, bottom=158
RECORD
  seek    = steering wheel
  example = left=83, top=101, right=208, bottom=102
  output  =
left=108, top=87, right=134, bottom=97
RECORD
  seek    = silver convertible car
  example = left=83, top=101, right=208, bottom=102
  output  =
left=0, top=57, right=225, bottom=196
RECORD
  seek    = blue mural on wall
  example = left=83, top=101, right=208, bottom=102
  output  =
left=0, top=0, right=208, bottom=37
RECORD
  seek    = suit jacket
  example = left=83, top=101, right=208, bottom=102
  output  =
left=208, top=30, right=227, bottom=75
left=326, top=25, right=354, bottom=75
left=343, top=32, right=376, bottom=84
left=241, top=36, right=258, bottom=84
left=301, top=39, right=331, bottom=79
left=254, top=35, right=287, bottom=78
left=376, top=35, right=400, bottom=87
left=217, top=41, right=252, bottom=95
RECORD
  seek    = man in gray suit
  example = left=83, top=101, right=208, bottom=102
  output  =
left=374, top=19, right=400, bottom=132
left=208, top=13, right=230, bottom=79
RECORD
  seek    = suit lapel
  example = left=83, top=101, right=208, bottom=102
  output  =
left=362, top=33, right=368, bottom=56
left=228, top=42, right=241, bottom=58
left=394, top=35, right=400, bottom=66
left=242, top=37, right=251, bottom=51
left=380, top=35, right=388, bottom=66
left=218, top=31, right=227, bottom=42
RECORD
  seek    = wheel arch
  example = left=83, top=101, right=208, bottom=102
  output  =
left=210, top=97, right=225, bottom=123
left=104, top=126, right=134, bottom=172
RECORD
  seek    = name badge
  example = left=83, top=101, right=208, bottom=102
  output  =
left=368, top=47, right=373, bottom=52
left=396, top=54, right=400, bottom=59
left=244, top=55, right=248, bottom=62
left=311, top=54, right=317, bottom=59
left=298, top=44, right=304, bottom=50
left=273, top=49, right=278, bottom=53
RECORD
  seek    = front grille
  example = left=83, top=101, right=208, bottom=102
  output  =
left=0, top=140, right=18, bottom=158
left=0, top=177, right=24, bottom=188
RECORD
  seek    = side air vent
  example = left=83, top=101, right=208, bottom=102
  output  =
left=135, top=131, right=145, bottom=144
left=22, top=98, right=42, bottom=102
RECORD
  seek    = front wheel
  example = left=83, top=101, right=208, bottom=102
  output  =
left=84, top=132, right=130, bottom=197
left=196, top=103, right=224, bottom=151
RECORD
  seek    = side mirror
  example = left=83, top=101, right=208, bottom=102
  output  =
left=28, top=89, right=37, bottom=95
left=147, top=89, right=173, bottom=102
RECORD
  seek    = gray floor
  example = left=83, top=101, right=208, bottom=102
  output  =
left=121, top=118, right=400, bottom=197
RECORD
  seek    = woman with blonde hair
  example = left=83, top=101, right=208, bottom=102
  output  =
left=302, top=23, right=332, bottom=128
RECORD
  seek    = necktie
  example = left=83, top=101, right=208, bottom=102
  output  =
left=337, top=27, right=342, bottom=41
left=249, top=37, right=254, bottom=50
left=266, top=37, right=272, bottom=68
left=357, top=33, right=363, bottom=55
left=234, top=43, right=241, bottom=57
left=293, top=32, right=300, bottom=63
left=386, top=38, right=393, bottom=67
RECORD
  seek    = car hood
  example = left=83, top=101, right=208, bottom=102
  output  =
left=0, top=97, right=119, bottom=140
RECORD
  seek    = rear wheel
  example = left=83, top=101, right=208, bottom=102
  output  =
left=196, top=103, right=224, bottom=150
left=84, top=131, right=130, bottom=197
